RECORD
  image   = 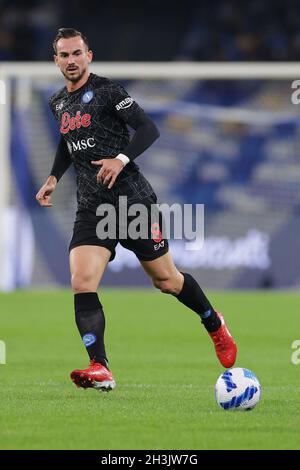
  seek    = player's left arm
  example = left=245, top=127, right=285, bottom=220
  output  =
left=92, top=84, right=159, bottom=189
left=118, top=110, right=160, bottom=161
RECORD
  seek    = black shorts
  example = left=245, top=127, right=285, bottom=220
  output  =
left=69, top=196, right=169, bottom=262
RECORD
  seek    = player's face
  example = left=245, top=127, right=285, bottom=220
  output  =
left=54, top=36, right=93, bottom=83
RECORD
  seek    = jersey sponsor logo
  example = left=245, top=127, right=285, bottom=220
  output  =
left=68, top=138, right=96, bottom=152
left=82, top=90, right=94, bottom=104
left=60, top=111, right=91, bottom=134
left=55, top=101, right=64, bottom=110
left=115, top=97, right=133, bottom=111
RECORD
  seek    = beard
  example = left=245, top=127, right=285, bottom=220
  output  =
left=62, top=66, right=86, bottom=83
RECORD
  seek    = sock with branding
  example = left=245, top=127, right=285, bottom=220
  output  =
left=176, top=272, right=221, bottom=332
left=74, top=292, right=108, bottom=368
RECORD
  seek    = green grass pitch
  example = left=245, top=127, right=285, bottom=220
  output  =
left=0, top=289, right=299, bottom=450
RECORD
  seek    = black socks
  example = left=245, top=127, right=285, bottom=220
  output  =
left=176, top=272, right=221, bottom=332
left=74, top=276, right=219, bottom=368
left=74, top=292, right=108, bottom=368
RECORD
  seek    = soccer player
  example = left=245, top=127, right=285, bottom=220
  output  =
left=36, top=28, right=237, bottom=392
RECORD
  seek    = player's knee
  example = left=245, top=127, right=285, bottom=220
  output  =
left=71, top=271, right=95, bottom=293
left=153, top=276, right=181, bottom=295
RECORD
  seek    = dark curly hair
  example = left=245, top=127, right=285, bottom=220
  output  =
left=53, top=28, right=89, bottom=54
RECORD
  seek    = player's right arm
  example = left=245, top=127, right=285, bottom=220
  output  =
left=36, top=175, right=57, bottom=207
left=36, top=137, right=72, bottom=207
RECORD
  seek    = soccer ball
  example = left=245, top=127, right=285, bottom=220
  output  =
left=215, top=367, right=261, bottom=411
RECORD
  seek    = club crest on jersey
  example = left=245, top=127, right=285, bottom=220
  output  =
left=82, top=90, right=94, bottom=103
left=115, top=97, right=133, bottom=111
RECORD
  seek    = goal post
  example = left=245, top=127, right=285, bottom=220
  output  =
left=1, top=61, right=300, bottom=290
left=0, top=77, right=11, bottom=290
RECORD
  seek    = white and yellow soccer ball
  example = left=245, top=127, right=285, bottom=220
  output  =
left=215, top=367, right=261, bottom=411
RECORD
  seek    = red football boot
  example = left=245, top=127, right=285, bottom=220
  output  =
left=70, top=360, right=116, bottom=392
left=209, top=312, right=237, bottom=368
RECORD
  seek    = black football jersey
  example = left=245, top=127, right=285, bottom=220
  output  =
left=49, top=73, right=155, bottom=209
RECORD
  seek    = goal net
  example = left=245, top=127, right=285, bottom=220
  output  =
left=1, top=62, right=300, bottom=290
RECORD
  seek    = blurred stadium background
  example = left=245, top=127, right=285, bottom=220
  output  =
left=1, top=0, right=300, bottom=291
